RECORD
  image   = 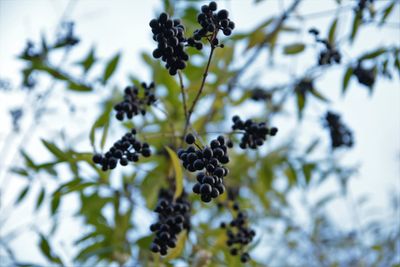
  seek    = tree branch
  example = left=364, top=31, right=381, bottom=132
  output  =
left=178, top=71, right=188, bottom=122
left=183, top=46, right=215, bottom=138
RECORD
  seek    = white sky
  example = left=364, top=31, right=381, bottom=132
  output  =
left=0, top=0, right=399, bottom=265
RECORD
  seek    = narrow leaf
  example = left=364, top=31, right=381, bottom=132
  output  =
left=165, top=146, right=183, bottom=199
left=359, top=48, right=386, bottom=60
left=350, top=13, right=362, bottom=43
left=283, top=43, right=305, bottom=55
left=328, top=18, right=338, bottom=44
left=41, top=139, right=67, bottom=160
left=36, top=187, right=46, bottom=210
left=102, top=53, right=121, bottom=84
left=15, top=185, right=30, bottom=205
left=342, top=67, right=353, bottom=95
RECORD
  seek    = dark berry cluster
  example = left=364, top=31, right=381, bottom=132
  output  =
left=353, top=63, right=375, bottom=87
left=220, top=203, right=255, bottom=263
left=92, top=129, right=151, bottom=171
left=232, top=116, right=278, bottom=149
left=150, top=13, right=189, bottom=75
left=189, top=1, right=235, bottom=48
left=114, top=82, right=156, bottom=121
left=309, top=28, right=341, bottom=65
left=323, top=111, right=354, bottom=149
left=178, top=134, right=232, bottom=202
left=150, top=189, right=191, bottom=256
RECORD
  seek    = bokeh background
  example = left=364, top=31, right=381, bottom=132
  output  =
left=0, top=0, right=399, bottom=266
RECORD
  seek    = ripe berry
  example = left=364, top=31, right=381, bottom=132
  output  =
left=209, top=1, right=217, bottom=11
left=185, top=133, right=195, bottom=144
left=217, top=9, right=229, bottom=20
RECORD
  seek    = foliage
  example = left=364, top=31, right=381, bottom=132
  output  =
left=1, top=0, right=399, bottom=266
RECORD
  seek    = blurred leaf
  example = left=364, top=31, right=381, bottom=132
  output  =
left=21, top=150, right=37, bottom=170
left=165, top=230, right=187, bottom=260
left=41, top=139, right=68, bottom=160
left=68, top=81, right=92, bottom=92
left=78, top=47, right=97, bottom=74
left=296, top=92, right=305, bottom=119
left=100, top=120, right=110, bottom=150
left=11, top=167, right=29, bottom=177
left=380, top=1, right=395, bottom=25
left=328, top=17, right=338, bottom=44
left=15, top=185, right=30, bottom=205
left=36, top=187, right=46, bottom=210
left=39, top=234, right=63, bottom=264
left=309, top=88, right=329, bottom=102
left=102, top=52, right=121, bottom=84
left=350, top=13, right=362, bottom=43
left=283, top=43, right=305, bottom=55
left=303, top=163, right=316, bottom=185
left=246, top=29, right=266, bottom=50
left=165, top=146, right=183, bottom=200
left=359, top=48, right=386, bottom=60
left=90, top=102, right=113, bottom=150
left=342, top=67, right=353, bottom=95
left=285, top=162, right=297, bottom=187
left=51, top=192, right=61, bottom=215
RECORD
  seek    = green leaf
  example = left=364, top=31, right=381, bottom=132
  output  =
left=51, top=192, right=61, bottom=215
left=39, top=234, right=63, bottom=264
left=309, top=88, right=329, bottom=102
left=11, top=167, right=29, bottom=177
left=296, top=92, right=305, bottom=119
left=328, top=18, right=338, bottom=44
left=78, top=47, right=97, bottom=74
left=283, top=43, right=305, bottom=55
left=102, top=52, right=121, bottom=84
left=165, top=146, right=183, bottom=200
left=342, top=67, right=353, bottom=95
left=359, top=48, right=387, bottom=60
left=100, top=120, right=110, bottom=150
left=21, top=150, right=37, bottom=170
left=41, top=139, right=67, bottom=160
left=165, top=230, right=187, bottom=260
left=303, top=163, right=316, bottom=185
left=350, top=13, right=362, bottom=43
left=89, top=103, right=113, bottom=150
left=380, top=2, right=395, bottom=25
left=15, top=185, right=30, bottom=205
left=36, top=187, right=46, bottom=210
left=68, top=81, right=92, bottom=92
left=246, top=29, right=266, bottom=50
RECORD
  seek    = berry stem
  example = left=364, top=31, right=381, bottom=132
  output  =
left=183, top=46, right=216, bottom=138
left=178, top=71, right=188, bottom=122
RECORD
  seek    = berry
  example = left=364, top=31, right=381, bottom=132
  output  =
left=209, top=1, right=217, bottom=11
left=185, top=133, right=196, bottom=144
left=92, top=154, right=102, bottom=164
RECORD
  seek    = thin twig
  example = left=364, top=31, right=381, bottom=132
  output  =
left=178, top=71, right=188, bottom=121
left=183, top=46, right=216, bottom=138
left=227, top=0, right=303, bottom=93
